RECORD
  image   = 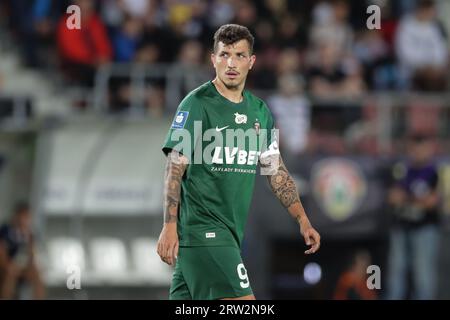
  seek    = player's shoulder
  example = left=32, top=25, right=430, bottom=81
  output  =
left=180, top=82, right=214, bottom=106
left=245, top=89, right=271, bottom=114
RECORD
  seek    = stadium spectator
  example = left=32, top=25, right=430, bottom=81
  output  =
left=307, top=42, right=365, bottom=98
left=386, top=134, right=441, bottom=299
left=379, top=0, right=399, bottom=48
left=268, top=73, right=311, bottom=155
left=232, top=0, right=258, bottom=31
left=353, top=29, right=390, bottom=89
left=6, top=0, right=68, bottom=68
left=436, top=0, right=450, bottom=49
left=120, top=0, right=151, bottom=20
left=305, top=41, right=365, bottom=154
left=166, top=40, right=209, bottom=112
left=309, top=0, right=354, bottom=55
left=164, top=0, right=210, bottom=40
left=57, top=0, right=112, bottom=86
left=275, top=13, right=306, bottom=50
left=333, top=250, right=377, bottom=300
left=100, top=0, right=125, bottom=30
left=112, top=16, right=144, bottom=62
left=183, top=0, right=210, bottom=40
left=208, top=0, right=235, bottom=28
left=276, top=48, right=302, bottom=78
left=363, top=1, right=401, bottom=90
left=253, top=19, right=276, bottom=53
left=0, top=202, right=45, bottom=299
left=259, top=0, right=288, bottom=22
left=395, top=0, right=448, bottom=91
left=344, top=103, right=380, bottom=155
left=134, top=24, right=161, bottom=64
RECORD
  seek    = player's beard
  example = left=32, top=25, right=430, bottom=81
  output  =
left=220, top=74, right=244, bottom=91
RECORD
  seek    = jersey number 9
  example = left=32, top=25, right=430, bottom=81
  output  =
left=237, top=263, right=250, bottom=288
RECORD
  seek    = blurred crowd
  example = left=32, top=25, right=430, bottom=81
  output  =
left=2, top=0, right=450, bottom=158
left=2, top=0, right=449, bottom=89
left=2, top=0, right=450, bottom=156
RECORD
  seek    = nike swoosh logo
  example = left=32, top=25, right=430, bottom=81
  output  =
left=215, top=125, right=229, bottom=132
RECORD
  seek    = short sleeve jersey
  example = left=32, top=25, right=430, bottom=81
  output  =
left=162, top=81, right=279, bottom=248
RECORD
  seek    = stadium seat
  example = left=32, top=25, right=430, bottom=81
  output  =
left=89, top=237, right=127, bottom=277
left=47, top=237, right=86, bottom=276
left=131, top=237, right=173, bottom=285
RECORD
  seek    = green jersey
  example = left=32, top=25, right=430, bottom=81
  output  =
left=162, top=81, right=278, bottom=248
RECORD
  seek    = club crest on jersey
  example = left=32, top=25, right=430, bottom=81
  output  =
left=172, top=111, right=189, bottom=129
left=234, top=112, right=247, bottom=124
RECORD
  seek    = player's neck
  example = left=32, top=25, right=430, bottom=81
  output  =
left=212, top=78, right=244, bottom=103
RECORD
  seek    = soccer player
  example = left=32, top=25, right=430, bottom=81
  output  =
left=157, top=24, right=320, bottom=300
left=0, top=202, right=45, bottom=299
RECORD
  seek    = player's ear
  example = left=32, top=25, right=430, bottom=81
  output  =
left=249, top=54, right=256, bottom=70
left=211, top=53, right=216, bottom=68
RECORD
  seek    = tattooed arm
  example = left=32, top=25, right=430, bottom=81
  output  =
left=264, top=155, right=321, bottom=254
left=157, top=150, right=189, bottom=265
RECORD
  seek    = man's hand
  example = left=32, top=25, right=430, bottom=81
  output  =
left=158, top=150, right=188, bottom=266
left=157, top=223, right=179, bottom=266
left=414, top=191, right=439, bottom=210
left=299, top=218, right=321, bottom=255
left=264, top=154, right=321, bottom=255
left=388, top=186, right=407, bottom=207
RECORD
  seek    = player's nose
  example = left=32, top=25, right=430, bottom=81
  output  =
left=227, top=57, right=236, bottom=68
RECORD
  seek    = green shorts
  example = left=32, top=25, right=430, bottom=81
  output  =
left=169, top=246, right=254, bottom=300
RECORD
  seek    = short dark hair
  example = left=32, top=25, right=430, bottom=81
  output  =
left=409, top=133, right=433, bottom=144
left=213, top=24, right=254, bottom=54
left=13, top=201, right=30, bottom=216
left=332, top=0, right=349, bottom=7
left=417, top=0, right=435, bottom=9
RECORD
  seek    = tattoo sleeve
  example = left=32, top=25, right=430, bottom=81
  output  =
left=265, top=155, right=312, bottom=228
left=163, top=151, right=188, bottom=224
left=266, top=155, right=300, bottom=209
